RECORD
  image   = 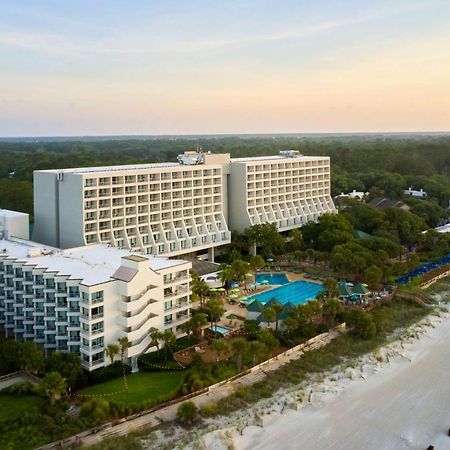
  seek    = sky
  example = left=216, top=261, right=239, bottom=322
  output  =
left=0, top=0, right=449, bottom=136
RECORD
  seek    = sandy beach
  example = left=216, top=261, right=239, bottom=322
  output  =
left=230, top=308, right=450, bottom=450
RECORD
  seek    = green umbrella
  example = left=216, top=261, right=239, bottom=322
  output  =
left=216, top=288, right=226, bottom=292
left=231, top=287, right=240, bottom=293
left=239, top=296, right=248, bottom=301
left=246, top=272, right=253, bottom=277
left=209, top=288, right=218, bottom=291
left=229, top=293, right=238, bottom=299
left=260, top=279, right=269, bottom=285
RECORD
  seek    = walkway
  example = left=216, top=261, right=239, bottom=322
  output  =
left=0, top=371, right=40, bottom=391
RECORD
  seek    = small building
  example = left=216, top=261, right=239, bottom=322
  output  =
left=186, top=258, right=222, bottom=288
left=368, top=198, right=410, bottom=211
left=334, top=190, right=368, bottom=210
left=338, top=283, right=370, bottom=301
left=404, top=187, right=427, bottom=199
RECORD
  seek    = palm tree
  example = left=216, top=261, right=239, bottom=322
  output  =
left=149, top=329, right=163, bottom=355
left=219, top=265, right=235, bottom=291
left=162, top=330, right=176, bottom=362
left=231, top=338, right=249, bottom=371
left=190, top=313, right=208, bottom=339
left=117, top=337, right=131, bottom=363
left=270, top=301, right=284, bottom=332
left=249, top=340, right=266, bottom=366
left=206, top=297, right=224, bottom=328
left=180, top=320, right=193, bottom=343
left=105, top=343, right=119, bottom=365
left=211, top=338, right=229, bottom=361
left=38, top=371, right=67, bottom=405
left=261, top=306, right=276, bottom=329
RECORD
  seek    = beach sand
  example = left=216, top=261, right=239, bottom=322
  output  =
left=233, top=308, right=450, bottom=450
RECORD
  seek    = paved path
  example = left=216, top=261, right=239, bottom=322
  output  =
left=76, top=330, right=340, bottom=448
left=0, top=372, right=40, bottom=391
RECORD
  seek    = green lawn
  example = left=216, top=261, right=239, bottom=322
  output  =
left=0, top=394, right=43, bottom=424
left=79, top=371, right=185, bottom=406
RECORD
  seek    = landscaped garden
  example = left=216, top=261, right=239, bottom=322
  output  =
left=78, top=370, right=185, bottom=409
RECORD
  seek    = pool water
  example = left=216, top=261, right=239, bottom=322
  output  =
left=247, top=280, right=324, bottom=306
left=209, top=325, right=232, bottom=335
left=255, top=273, right=289, bottom=285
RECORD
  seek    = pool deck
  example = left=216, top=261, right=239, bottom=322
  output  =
left=219, top=271, right=322, bottom=325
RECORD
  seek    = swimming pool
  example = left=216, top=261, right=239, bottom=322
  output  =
left=208, top=325, right=232, bottom=335
left=247, top=280, right=324, bottom=306
left=255, top=273, right=289, bottom=285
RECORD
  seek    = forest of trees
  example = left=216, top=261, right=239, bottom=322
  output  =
left=0, top=135, right=449, bottom=223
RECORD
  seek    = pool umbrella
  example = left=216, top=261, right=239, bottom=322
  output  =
left=239, top=296, right=248, bottom=301
left=246, top=283, right=256, bottom=289
left=230, top=281, right=239, bottom=288
left=361, top=283, right=369, bottom=287
left=246, top=272, right=253, bottom=277
left=231, top=287, right=240, bottom=293
left=209, top=288, right=218, bottom=292
left=260, top=279, right=269, bottom=285
left=229, top=293, right=238, bottom=299
left=266, top=258, right=274, bottom=263
left=216, top=288, right=226, bottom=292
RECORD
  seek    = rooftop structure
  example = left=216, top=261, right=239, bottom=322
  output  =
left=0, top=209, right=29, bottom=240
left=0, top=237, right=192, bottom=371
left=404, top=187, right=428, bottom=199
left=33, top=150, right=335, bottom=259
left=369, top=197, right=410, bottom=211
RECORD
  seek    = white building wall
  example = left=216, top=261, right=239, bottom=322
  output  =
left=33, top=171, right=59, bottom=246
left=0, top=210, right=29, bottom=240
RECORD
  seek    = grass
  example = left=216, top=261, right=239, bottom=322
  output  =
left=79, top=371, right=185, bottom=407
left=0, top=394, right=43, bottom=424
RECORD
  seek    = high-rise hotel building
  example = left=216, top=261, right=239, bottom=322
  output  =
left=33, top=151, right=335, bottom=259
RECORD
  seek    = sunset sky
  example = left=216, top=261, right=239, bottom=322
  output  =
left=1, top=0, right=449, bottom=136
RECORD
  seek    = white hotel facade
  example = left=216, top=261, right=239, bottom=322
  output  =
left=33, top=150, right=335, bottom=259
left=0, top=238, right=191, bottom=371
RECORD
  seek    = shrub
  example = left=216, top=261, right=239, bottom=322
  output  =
left=0, top=381, right=36, bottom=396
left=200, top=402, right=219, bottom=417
left=80, top=398, right=111, bottom=424
left=87, top=362, right=132, bottom=385
left=177, top=401, right=198, bottom=425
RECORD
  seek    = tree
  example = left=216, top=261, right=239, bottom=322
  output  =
left=258, top=329, right=279, bottom=354
left=38, top=371, right=67, bottom=405
left=162, top=329, right=176, bottom=362
left=288, top=228, right=304, bottom=252
left=190, top=270, right=210, bottom=308
left=347, top=310, right=377, bottom=339
left=270, top=301, right=284, bottom=331
left=322, top=299, right=343, bottom=326
left=244, top=223, right=286, bottom=257
left=206, top=297, right=224, bottom=328
left=105, top=344, right=120, bottom=366
left=177, top=401, right=198, bottom=425
left=190, top=312, right=208, bottom=339
left=231, top=259, right=251, bottom=282
left=260, top=306, right=276, bottom=329
left=323, top=278, right=339, bottom=299
left=46, top=352, right=83, bottom=387
left=149, top=329, right=164, bottom=354
left=180, top=320, right=194, bottom=342
left=363, top=265, right=383, bottom=290
left=231, top=338, right=249, bottom=371
left=219, top=265, right=235, bottom=291
left=249, top=254, right=265, bottom=271
left=211, top=338, right=229, bottom=361
left=249, top=340, right=267, bottom=366
left=118, top=337, right=131, bottom=363
left=17, top=341, right=45, bottom=375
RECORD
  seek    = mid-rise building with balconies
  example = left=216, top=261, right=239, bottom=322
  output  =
left=0, top=238, right=191, bottom=370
